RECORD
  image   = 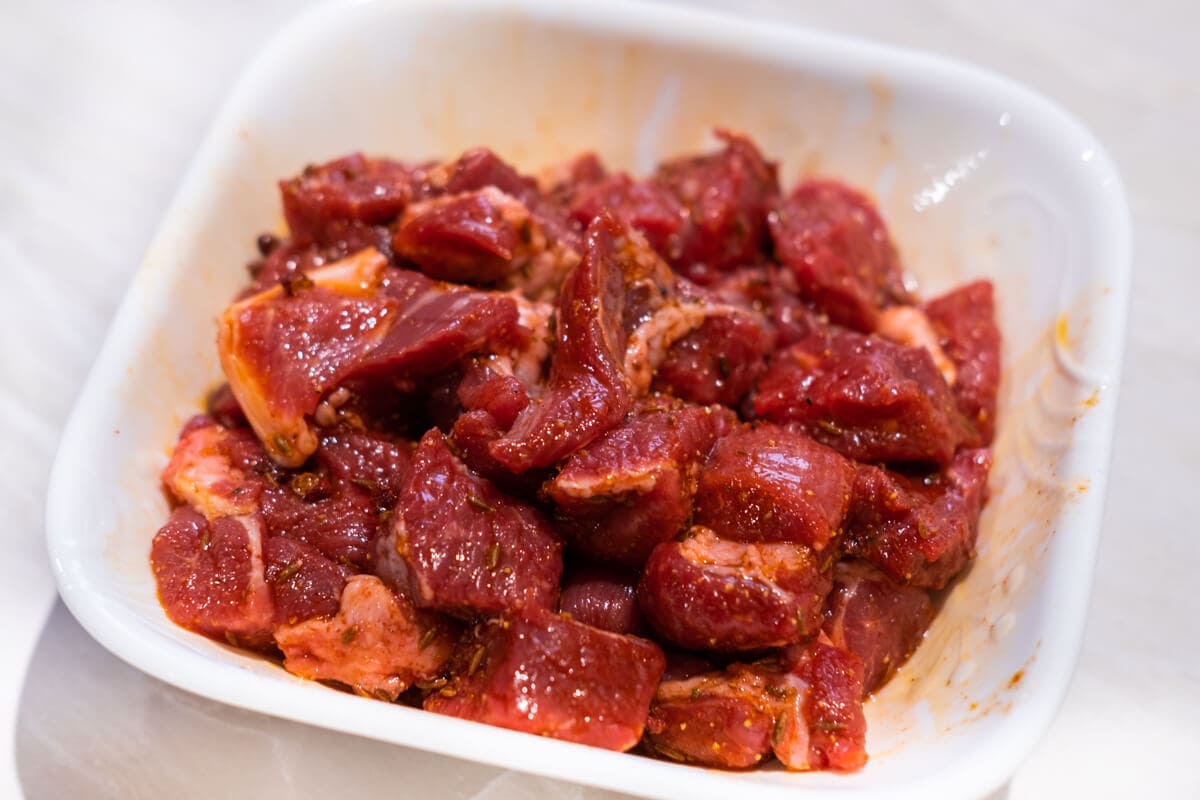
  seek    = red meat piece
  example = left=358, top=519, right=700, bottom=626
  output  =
left=161, top=415, right=273, bottom=520
left=456, top=358, right=530, bottom=429
left=205, top=383, right=246, bottom=429
left=274, top=575, right=457, bottom=701
left=220, top=251, right=520, bottom=466
left=822, top=561, right=934, bottom=694
left=637, top=526, right=832, bottom=652
left=347, top=267, right=521, bottom=379
left=150, top=507, right=275, bottom=649
left=753, top=327, right=971, bottom=466
left=490, top=215, right=632, bottom=471
left=570, top=174, right=685, bottom=257
left=645, top=677, right=775, bottom=769
left=393, top=190, right=524, bottom=283
left=653, top=310, right=772, bottom=407
left=844, top=448, right=992, bottom=589
left=694, top=424, right=855, bottom=552
left=317, top=429, right=414, bottom=510
left=654, top=130, right=779, bottom=280
left=379, top=430, right=562, bottom=617
left=645, top=639, right=866, bottom=771
left=424, top=605, right=665, bottom=751
left=769, top=179, right=909, bottom=331
left=280, top=153, right=416, bottom=247
left=924, top=280, right=1002, bottom=445
left=557, top=565, right=643, bottom=635
left=264, top=536, right=347, bottom=626
left=435, top=147, right=539, bottom=202
left=258, top=481, right=381, bottom=570
left=545, top=398, right=735, bottom=566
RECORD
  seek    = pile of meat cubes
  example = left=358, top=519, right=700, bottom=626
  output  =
left=151, top=131, right=999, bottom=772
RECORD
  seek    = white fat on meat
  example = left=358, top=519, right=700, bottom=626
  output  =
left=623, top=302, right=747, bottom=396
left=274, top=575, right=452, bottom=701
left=161, top=422, right=258, bottom=519
left=217, top=248, right=389, bottom=468
left=876, top=305, right=957, bottom=387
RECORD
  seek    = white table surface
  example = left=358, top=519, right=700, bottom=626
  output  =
left=3, top=1, right=1197, bottom=797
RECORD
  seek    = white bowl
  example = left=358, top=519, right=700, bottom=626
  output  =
left=46, top=1, right=1131, bottom=797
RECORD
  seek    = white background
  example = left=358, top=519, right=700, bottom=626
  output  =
left=2, top=1, right=1197, bottom=797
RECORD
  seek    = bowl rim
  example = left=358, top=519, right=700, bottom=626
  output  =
left=45, top=1, right=1131, bottom=798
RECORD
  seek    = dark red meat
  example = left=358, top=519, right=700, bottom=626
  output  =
left=558, top=564, right=643, bottom=635
left=769, top=179, right=909, bottom=331
left=545, top=398, right=735, bottom=566
left=645, top=638, right=866, bottom=771
left=694, top=424, right=855, bottom=552
left=424, top=605, right=665, bottom=751
left=754, top=327, right=971, bottom=466
left=258, top=480, right=381, bottom=570
left=150, top=507, right=275, bottom=649
left=456, top=358, right=530, bottom=429
left=281, top=153, right=415, bottom=247
left=844, top=448, right=992, bottom=589
left=924, top=280, right=1002, bottom=444
left=823, top=561, right=934, bottom=694
left=379, top=430, right=562, bottom=617
left=654, top=130, right=779, bottom=279
left=317, top=429, right=414, bottom=510
left=653, top=310, right=771, bottom=407
left=570, top=174, right=685, bottom=257
left=393, top=190, right=525, bottom=283
left=264, top=535, right=346, bottom=626
left=435, top=147, right=539, bottom=202
left=638, top=526, right=832, bottom=652
left=490, top=215, right=632, bottom=471
left=347, top=267, right=522, bottom=380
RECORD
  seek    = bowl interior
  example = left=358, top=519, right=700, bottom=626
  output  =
left=48, top=1, right=1128, bottom=797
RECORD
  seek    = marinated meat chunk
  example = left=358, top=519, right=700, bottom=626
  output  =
left=316, top=429, right=414, bottom=510
left=346, top=267, right=522, bottom=380
left=780, top=638, right=869, bottom=771
left=150, top=507, right=275, bottom=649
left=645, top=678, right=775, bottom=768
left=280, top=153, right=416, bottom=247
left=219, top=250, right=519, bottom=466
left=844, top=448, right=992, bottom=589
left=653, top=310, right=772, bottom=407
left=754, top=327, right=971, bottom=466
left=264, top=536, right=346, bottom=626
left=274, top=575, right=457, bottom=701
left=546, top=398, right=735, bottom=566
left=425, top=605, right=665, bottom=751
left=558, top=565, right=643, bottom=635
left=822, top=561, right=934, bottom=694
left=570, top=173, right=686, bottom=257
left=218, top=249, right=396, bottom=466
left=924, top=280, right=1002, bottom=444
left=768, top=179, right=909, bottom=331
left=258, top=479, right=380, bottom=570
left=490, top=215, right=633, bottom=471
left=645, top=639, right=866, bottom=771
left=455, top=357, right=530, bottom=428
left=393, top=188, right=539, bottom=284
left=380, top=430, right=562, bottom=617
left=431, top=147, right=540, bottom=202
left=654, top=130, right=779, bottom=279
left=161, top=415, right=271, bottom=519
left=638, top=527, right=832, bottom=652
left=694, top=424, right=855, bottom=551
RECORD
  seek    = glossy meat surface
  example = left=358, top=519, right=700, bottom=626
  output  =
left=424, top=605, right=665, bottom=751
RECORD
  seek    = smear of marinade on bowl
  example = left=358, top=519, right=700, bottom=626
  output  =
left=148, top=130, right=1001, bottom=773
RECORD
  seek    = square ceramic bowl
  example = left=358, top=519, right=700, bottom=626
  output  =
left=46, top=1, right=1130, bottom=797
